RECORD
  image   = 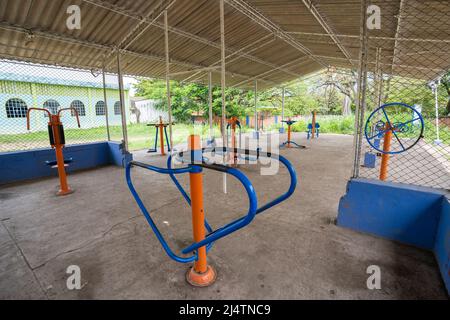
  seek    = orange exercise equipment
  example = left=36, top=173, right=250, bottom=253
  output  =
left=226, top=117, right=241, bottom=166
left=185, top=135, right=217, bottom=286
left=27, top=107, right=80, bottom=196
left=147, top=116, right=173, bottom=155
left=280, top=118, right=306, bottom=149
left=365, top=102, right=424, bottom=182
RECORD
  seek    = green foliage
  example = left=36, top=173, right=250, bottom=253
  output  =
left=289, top=116, right=355, bottom=135
left=134, top=79, right=253, bottom=122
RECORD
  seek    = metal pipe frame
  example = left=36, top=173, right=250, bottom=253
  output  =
left=281, top=87, right=285, bottom=129
left=116, top=51, right=129, bottom=152
left=102, top=65, right=111, bottom=141
left=208, top=72, right=214, bottom=140
left=225, top=0, right=328, bottom=68
left=0, top=22, right=272, bottom=87
left=301, top=0, right=355, bottom=68
left=83, top=0, right=300, bottom=79
left=254, top=80, right=258, bottom=132
left=164, top=10, right=173, bottom=155
left=352, top=0, right=369, bottom=179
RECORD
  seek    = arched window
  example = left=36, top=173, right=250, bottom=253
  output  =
left=5, top=98, right=28, bottom=118
left=43, top=99, right=60, bottom=116
left=95, top=101, right=106, bottom=116
left=70, top=100, right=85, bottom=116
left=114, top=101, right=122, bottom=115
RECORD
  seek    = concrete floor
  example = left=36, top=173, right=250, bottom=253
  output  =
left=0, top=133, right=447, bottom=299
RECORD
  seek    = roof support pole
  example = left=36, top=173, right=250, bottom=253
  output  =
left=254, top=80, right=258, bottom=132
left=102, top=65, right=111, bottom=141
left=116, top=50, right=129, bottom=152
left=352, top=0, right=369, bottom=178
left=375, top=47, right=384, bottom=107
left=281, top=87, right=285, bottom=131
left=220, top=0, right=227, bottom=194
left=208, top=71, right=213, bottom=140
left=164, top=10, right=173, bottom=155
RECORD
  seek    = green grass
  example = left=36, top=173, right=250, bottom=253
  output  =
left=0, top=123, right=225, bottom=152
left=1, top=117, right=448, bottom=152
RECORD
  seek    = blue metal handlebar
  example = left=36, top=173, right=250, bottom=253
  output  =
left=126, top=147, right=297, bottom=262
left=174, top=147, right=298, bottom=254
left=126, top=162, right=200, bottom=263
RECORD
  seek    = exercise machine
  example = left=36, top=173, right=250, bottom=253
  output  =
left=307, top=111, right=320, bottom=140
left=280, top=119, right=306, bottom=149
left=26, top=107, right=80, bottom=196
left=307, top=123, right=320, bottom=139
left=365, top=102, right=424, bottom=181
left=147, top=116, right=172, bottom=155
left=226, top=117, right=241, bottom=166
left=126, top=135, right=297, bottom=286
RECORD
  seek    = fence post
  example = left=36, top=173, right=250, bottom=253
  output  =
left=102, top=65, right=111, bottom=141
left=116, top=50, right=129, bottom=152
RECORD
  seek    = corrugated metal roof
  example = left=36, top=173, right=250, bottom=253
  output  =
left=0, top=0, right=448, bottom=90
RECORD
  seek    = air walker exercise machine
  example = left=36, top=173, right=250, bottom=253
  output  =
left=126, top=135, right=297, bottom=286
left=280, top=119, right=306, bottom=149
left=27, top=107, right=80, bottom=196
left=226, top=117, right=260, bottom=164
left=147, top=116, right=172, bottom=155
left=307, top=111, right=320, bottom=140
left=365, top=102, right=424, bottom=181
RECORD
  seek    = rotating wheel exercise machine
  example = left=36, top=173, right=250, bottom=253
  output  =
left=280, top=119, right=306, bottom=149
left=365, top=102, right=424, bottom=181
left=26, top=107, right=81, bottom=196
left=147, top=116, right=172, bottom=155
left=126, top=135, right=297, bottom=286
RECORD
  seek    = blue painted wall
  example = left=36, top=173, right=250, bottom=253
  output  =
left=434, top=197, right=450, bottom=293
left=338, top=178, right=450, bottom=294
left=0, top=141, right=132, bottom=185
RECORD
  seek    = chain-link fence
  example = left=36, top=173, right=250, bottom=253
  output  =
left=0, top=59, right=129, bottom=153
left=355, top=0, right=450, bottom=191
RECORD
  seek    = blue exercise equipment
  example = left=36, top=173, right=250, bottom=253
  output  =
left=45, top=158, right=73, bottom=168
left=147, top=122, right=171, bottom=154
left=126, top=147, right=297, bottom=263
left=365, top=102, right=424, bottom=155
left=280, top=120, right=306, bottom=149
left=307, top=123, right=320, bottom=140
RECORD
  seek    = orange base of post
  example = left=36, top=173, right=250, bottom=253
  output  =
left=186, top=265, right=217, bottom=287
left=57, top=188, right=74, bottom=196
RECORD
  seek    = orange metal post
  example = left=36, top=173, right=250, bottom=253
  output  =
left=186, top=135, right=216, bottom=287
left=51, top=115, right=72, bottom=196
left=311, top=111, right=316, bottom=139
left=379, top=127, right=393, bottom=181
left=159, top=116, right=165, bottom=156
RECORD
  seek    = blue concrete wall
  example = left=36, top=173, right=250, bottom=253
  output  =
left=434, top=197, right=450, bottom=294
left=0, top=141, right=132, bottom=185
left=338, top=178, right=450, bottom=294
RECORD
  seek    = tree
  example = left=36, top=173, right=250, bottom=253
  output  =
left=134, top=79, right=252, bottom=122
left=440, top=72, right=450, bottom=115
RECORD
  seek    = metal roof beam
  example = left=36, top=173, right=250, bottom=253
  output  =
left=301, top=0, right=355, bottom=67
left=83, top=0, right=302, bottom=78
left=0, top=22, right=273, bottom=84
left=225, top=0, right=329, bottom=68
left=232, top=56, right=311, bottom=87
